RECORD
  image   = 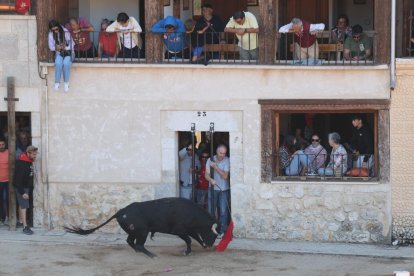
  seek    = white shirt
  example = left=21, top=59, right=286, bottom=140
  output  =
left=119, top=26, right=137, bottom=49
left=278, top=22, right=325, bottom=33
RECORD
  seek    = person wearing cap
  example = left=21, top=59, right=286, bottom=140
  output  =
left=151, top=16, right=189, bottom=59
left=224, top=11, right=259, bottom=60
left=14, top=145, right=38, bottom=235
left=344, top=24, right=372, bottom=61
left=350, top=115, right=374, bottom=170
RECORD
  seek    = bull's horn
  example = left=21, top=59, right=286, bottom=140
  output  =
left=211, top=223, right=218, bottom=235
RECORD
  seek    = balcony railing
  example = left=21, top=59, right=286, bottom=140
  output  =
left=47, top=30, right=378, bottom=66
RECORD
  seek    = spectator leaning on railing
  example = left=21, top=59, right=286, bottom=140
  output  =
left=224, top=11, right=259, bottom=60
left=65, top=17, right=95, bottom=58
left=151, top=16, right=189, bottom=59
left=98, top=19, right=119, bottom=58
left=279, top=18, right=325, bottom=60
left=106, top=12, right=143, bottom=59
left=48, top=19, right=74, bottom=92
left=344, top=24, right=373, bottom=61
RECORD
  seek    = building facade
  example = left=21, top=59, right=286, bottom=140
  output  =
left=2, top=0, right=409, bottom=244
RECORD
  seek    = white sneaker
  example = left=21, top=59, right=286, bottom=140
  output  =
left=64, top=82, right=69, bottom=92
left=54, top=83, right=60, bottom=91
left=3, top=216, right=8, bottom=226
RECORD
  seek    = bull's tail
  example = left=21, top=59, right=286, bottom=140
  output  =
left=64, top=211, right=121, bottom=235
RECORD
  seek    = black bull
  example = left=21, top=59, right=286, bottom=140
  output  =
left=64, top=198, right=218, bottom=257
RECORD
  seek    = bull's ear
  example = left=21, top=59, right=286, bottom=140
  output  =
left=211, top=223, right=218, bottom=235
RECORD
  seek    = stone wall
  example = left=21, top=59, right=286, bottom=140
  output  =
left=391, top=59, right=414, bottom=243
left=245, top=182, right=390, bottom=242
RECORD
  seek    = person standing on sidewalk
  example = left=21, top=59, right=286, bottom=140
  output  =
left=14, top=145, right=37, bottom=235
left=0, top=137, right=9, bottom=225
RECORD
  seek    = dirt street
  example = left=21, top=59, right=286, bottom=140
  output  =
left=0, top=240, right=413, bottom=276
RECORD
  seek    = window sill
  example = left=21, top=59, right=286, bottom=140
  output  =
left=271, top=177, right=380, bottom=185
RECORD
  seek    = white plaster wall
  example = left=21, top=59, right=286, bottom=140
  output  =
left=335, top=0, right=374, bottom=30
left=42, top=64, right=391, bottom=240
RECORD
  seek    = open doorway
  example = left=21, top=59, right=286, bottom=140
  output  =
left=177, top=130, right=231, bottom=234
left=0, top=112, right=33, bottom=227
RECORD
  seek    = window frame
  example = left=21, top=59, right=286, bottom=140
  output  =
left=260, top=100, right=389, bottom=183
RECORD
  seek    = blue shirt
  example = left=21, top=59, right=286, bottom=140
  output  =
left=151, top=16, right=187, bottom=53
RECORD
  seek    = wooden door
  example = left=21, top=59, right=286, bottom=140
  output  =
left=201, top=0, right=247, bottom=23
left=279, top=0, right=329, bottom=26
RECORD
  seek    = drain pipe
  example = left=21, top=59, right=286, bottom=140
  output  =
left=390, top=0, right=396, bottom=90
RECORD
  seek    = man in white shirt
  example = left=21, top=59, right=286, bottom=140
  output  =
left=279, top=18, right=325, bottom=60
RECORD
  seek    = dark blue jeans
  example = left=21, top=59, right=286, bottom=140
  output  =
left=0, top=182, right=8, bottom=220
left=207, top=189, right=230, bottom=234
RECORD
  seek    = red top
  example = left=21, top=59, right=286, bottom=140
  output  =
left=294, top=20, right=316, bottom=48
left=198, top=164, right=209, bottom=190
left=98, top=32, right=118, bottom=57
left=0, top=150, right=9, bottom=182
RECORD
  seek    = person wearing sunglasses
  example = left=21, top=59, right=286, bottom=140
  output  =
left=344, top=24, right=372, bottom=61
left=196, top=152, right=210, bottom=209
left=48, top=19, right=74, bottom=92
left=304, top=134, right=327, bottom=174
left=331, top=14, right=352, bottom=43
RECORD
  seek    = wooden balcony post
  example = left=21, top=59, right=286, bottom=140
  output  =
left=173, top=0, right=180, bottom=18
left=259, top=0, right=278, bottom=64
left=145, top=0, right=164, bottom=63
left=374, top=0, right=391, bottom=64
left=36, top=0, right=55, bottom=62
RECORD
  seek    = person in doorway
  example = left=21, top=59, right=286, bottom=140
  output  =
left=65, top=17, right=95, bottom=58
left=14, top=145, right=38, bottom=235
left=48, top=19, right=74, bottom=92
left=98, top=19, right=119, bottom=58
left=279, top=135, right=308, bottom=176
left=197, top=152, right=210, bottom=209
left=151, top=16, right=189, bottom=59
left=318, top=132, right=348, bottom=177
left=15, top=131, right=30, bottom=158
left=278, top=18, right=325, bottom=61
left=344, top=24, right=373, bottom=61
left=179, top=144, right=200, bottom=200
left=205, top=144, right=230, bottom=239
left=106, top=12, right=143, bottom=59
left=331, top=14, right=352, bottom=43
left=224, top=11, right=259, bottom=60
left=350, top=114, right=374, bottom=170
left=304, top=134, right=327, bottom=174
left=0, top=137, right=9, bottom=225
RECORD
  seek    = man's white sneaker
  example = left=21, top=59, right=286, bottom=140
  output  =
left=64, top=82, right=69, bottom=92
left=54, top=83, right=60, bottom=91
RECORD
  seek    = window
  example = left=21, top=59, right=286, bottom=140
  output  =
left=260, top=100, right=389, bottom=182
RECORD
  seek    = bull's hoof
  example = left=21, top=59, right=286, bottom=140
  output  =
left=183, top=250, right=191, bottom=256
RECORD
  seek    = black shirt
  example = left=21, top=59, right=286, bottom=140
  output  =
left=194, top=15, right=225, bottom=46
left=350, top=125, right=374, bottom=162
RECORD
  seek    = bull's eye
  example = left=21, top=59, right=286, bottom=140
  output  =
left=122, top=214, right=127, bottom=219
